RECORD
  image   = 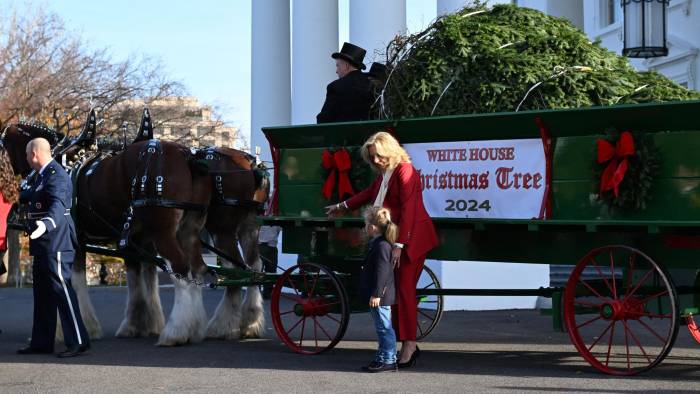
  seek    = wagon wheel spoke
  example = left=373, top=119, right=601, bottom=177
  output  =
left=609, top=250, right=618, bottom=300
left=279, top=310, right=295, bottom=316
left=298, top=316, right=306, bottom=347
left=573, top=299, right=602, bottom=308
left=307, top=273, right=320, bottom=299
left=605, top=321, right=617, bottom=367
left=578, top=278, right=608, bottom=301
left=624, top=253, right=637, bottom=299
left=587, top=321, right=614, bottom=352
left=637, top=289, right=669, bottom=305
left=418, top=309, right=434, bottom=320
left=635, top=318, right=670, bottom=344
left=624, top=269, right=654, bottom=301
left=576, top=315, right=602, bottom=330
left=621, top=320, right=652, bottom=364
left=285, top=316, right=304, bottom=336
left=312, top=316, right=319, bottom=350
left=313, top=316, right=335, bottom=342
left=589, top=257, right=615, bottom=299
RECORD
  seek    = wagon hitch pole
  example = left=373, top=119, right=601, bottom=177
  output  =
left=200, top=238, right=251, bottom=271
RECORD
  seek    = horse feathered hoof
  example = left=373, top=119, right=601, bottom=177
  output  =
left=206, top=324, right=241, bottom=340
left=206, top=286, right=244, bottom=340
left=157, top=278, right=207, bottom=346
left=240, top=286, right=266, bottom=339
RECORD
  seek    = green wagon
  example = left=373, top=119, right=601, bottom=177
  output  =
left=212, top=100, right=700, bottom=375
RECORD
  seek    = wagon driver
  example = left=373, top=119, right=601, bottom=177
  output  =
left=17, top=138, right=90, bottom=358
left=316, top=42, right=374, bottom=123
left=326, top=131, right=438, bottom=368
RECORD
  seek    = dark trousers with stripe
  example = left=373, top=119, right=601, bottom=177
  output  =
left=30, top=252, right=89, bottom=351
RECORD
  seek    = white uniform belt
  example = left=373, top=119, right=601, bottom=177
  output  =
left=27, top=209, right=71, bottom=219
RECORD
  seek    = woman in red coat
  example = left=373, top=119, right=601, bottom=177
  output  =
left=326, top=131, right=438, bottom=368
left=0, top=149, right=18, bottom=276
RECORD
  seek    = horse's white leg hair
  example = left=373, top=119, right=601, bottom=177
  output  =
left=206, top=234, right=243, bottom=340
left=157, top=274, right=207, bottom=346
left=240, top=217, right=265, bottom=339
left=116, top=264, right=151, bottom=337
left=206, top=286, right=243, bottom=340
left=143, top=264, right=165, bottom=335
left=57, top=263, right=104, bottom=343
left=72, top=267, right=103, bottom=339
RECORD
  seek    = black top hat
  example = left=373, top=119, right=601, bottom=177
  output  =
left=332, top=42, right=367, bottom=70
left=368, top=62, right=389, bottom=83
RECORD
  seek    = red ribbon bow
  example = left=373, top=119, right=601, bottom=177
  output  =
left=321, top=148, right=354, bottom=200
left=596, top=131, right=635, bottom=197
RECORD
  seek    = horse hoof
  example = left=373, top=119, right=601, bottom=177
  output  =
left=206, top=326, right=241, bottom=340
left=240, top=322, right=265, bottom=339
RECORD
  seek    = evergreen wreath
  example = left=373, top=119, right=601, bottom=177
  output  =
left=319, top=146, right=372, bottom=202
left=593, top=129, right=659, bottom=211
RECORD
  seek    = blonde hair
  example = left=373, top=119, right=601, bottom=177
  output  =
left=360, top=131, right=411, bottom=171
left=363, top=206, right=398, bottom=244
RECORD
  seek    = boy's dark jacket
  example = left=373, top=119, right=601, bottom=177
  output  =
left=359, top=235, right=396, bottom=306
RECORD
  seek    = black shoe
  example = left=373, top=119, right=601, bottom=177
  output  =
left=367, top=362, right=398, bottom=373
left=398, top=346, right=420, bottom=369
left=361, top=360, right=382, bottom=371
left=57, top=346, right=83, bottom=358
left=17, top=346, right=53, bottom=355
left=79, top=344, right=90, bottom=354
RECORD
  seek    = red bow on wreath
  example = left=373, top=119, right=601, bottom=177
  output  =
left=321, top=148, right=354, bottom=200
left=596, top=131, right=635, bottom=197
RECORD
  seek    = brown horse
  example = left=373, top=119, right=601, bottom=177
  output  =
left=196, top=147, right=269, bottom=339
left=1, top=122, right=212, bottom=346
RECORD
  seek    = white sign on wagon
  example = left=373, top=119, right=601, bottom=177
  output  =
left=403, top=139, right=546, bottom=219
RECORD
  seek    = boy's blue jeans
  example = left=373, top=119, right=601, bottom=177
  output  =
left=370, top=306, right=397, bottom=364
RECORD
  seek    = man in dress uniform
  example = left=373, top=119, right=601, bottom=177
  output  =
left=316, top=42, right=374, bottom=123
left=17, top=138, right=90, bottom=358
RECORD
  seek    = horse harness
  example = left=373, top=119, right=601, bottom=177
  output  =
left=116, top=140, right=208, bottom=248
left=195, top=147, right=265, bottom=213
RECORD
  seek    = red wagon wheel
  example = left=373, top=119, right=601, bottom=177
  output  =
left=416, top=264, right=444, bottom=341
left=271, top=262, right=349, bottom=355
left=564, top=245, right=679, bottom=375
left=686, top=315, right=700, bottom=344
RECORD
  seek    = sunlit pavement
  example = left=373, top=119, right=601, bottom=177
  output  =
left=0, top=287, right=698, bottom=393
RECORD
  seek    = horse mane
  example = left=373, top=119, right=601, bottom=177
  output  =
left=15, top=121, right=64, bottom=146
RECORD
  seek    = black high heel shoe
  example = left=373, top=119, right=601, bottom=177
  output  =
left=398, top=346, right=420, bottom=369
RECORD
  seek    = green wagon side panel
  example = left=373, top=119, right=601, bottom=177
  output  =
left=554, top=131, right=700, bottom=180
left=552, top=179, right=700, bottom=220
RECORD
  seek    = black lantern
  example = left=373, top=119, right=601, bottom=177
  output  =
left=622, top=0, right=669, bottom=58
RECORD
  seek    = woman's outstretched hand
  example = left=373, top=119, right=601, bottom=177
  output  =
left=324, top=202, right=345, bottom=217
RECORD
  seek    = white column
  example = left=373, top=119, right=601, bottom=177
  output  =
left=349, top=0, right=406, bottom=63
left=251, top=0, right=291, bottom=164
left=547, top=0, right=584, bottom=30
left=292, top=0, right=338, bottom=125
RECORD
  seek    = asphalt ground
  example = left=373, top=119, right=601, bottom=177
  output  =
left=0, top=286, right=698, bottom=393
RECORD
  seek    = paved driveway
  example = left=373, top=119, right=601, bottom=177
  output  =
left=0, top=287, right=698, bottom=393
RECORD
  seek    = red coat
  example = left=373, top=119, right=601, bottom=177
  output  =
left=0, top=193, right=12, bottom=251
left=346, top=162, right=438, bottom=262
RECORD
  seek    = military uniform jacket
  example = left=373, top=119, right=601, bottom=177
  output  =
left=359, top=235, right=396, bottom=306
left=316, top=70, right=374, bottom=124
left=21, top=160, right=78, bottom=258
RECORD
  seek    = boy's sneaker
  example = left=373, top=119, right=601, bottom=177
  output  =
left=367, top=362, right=398, bottom=373
left=361, top=361, right=382, bottom=371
